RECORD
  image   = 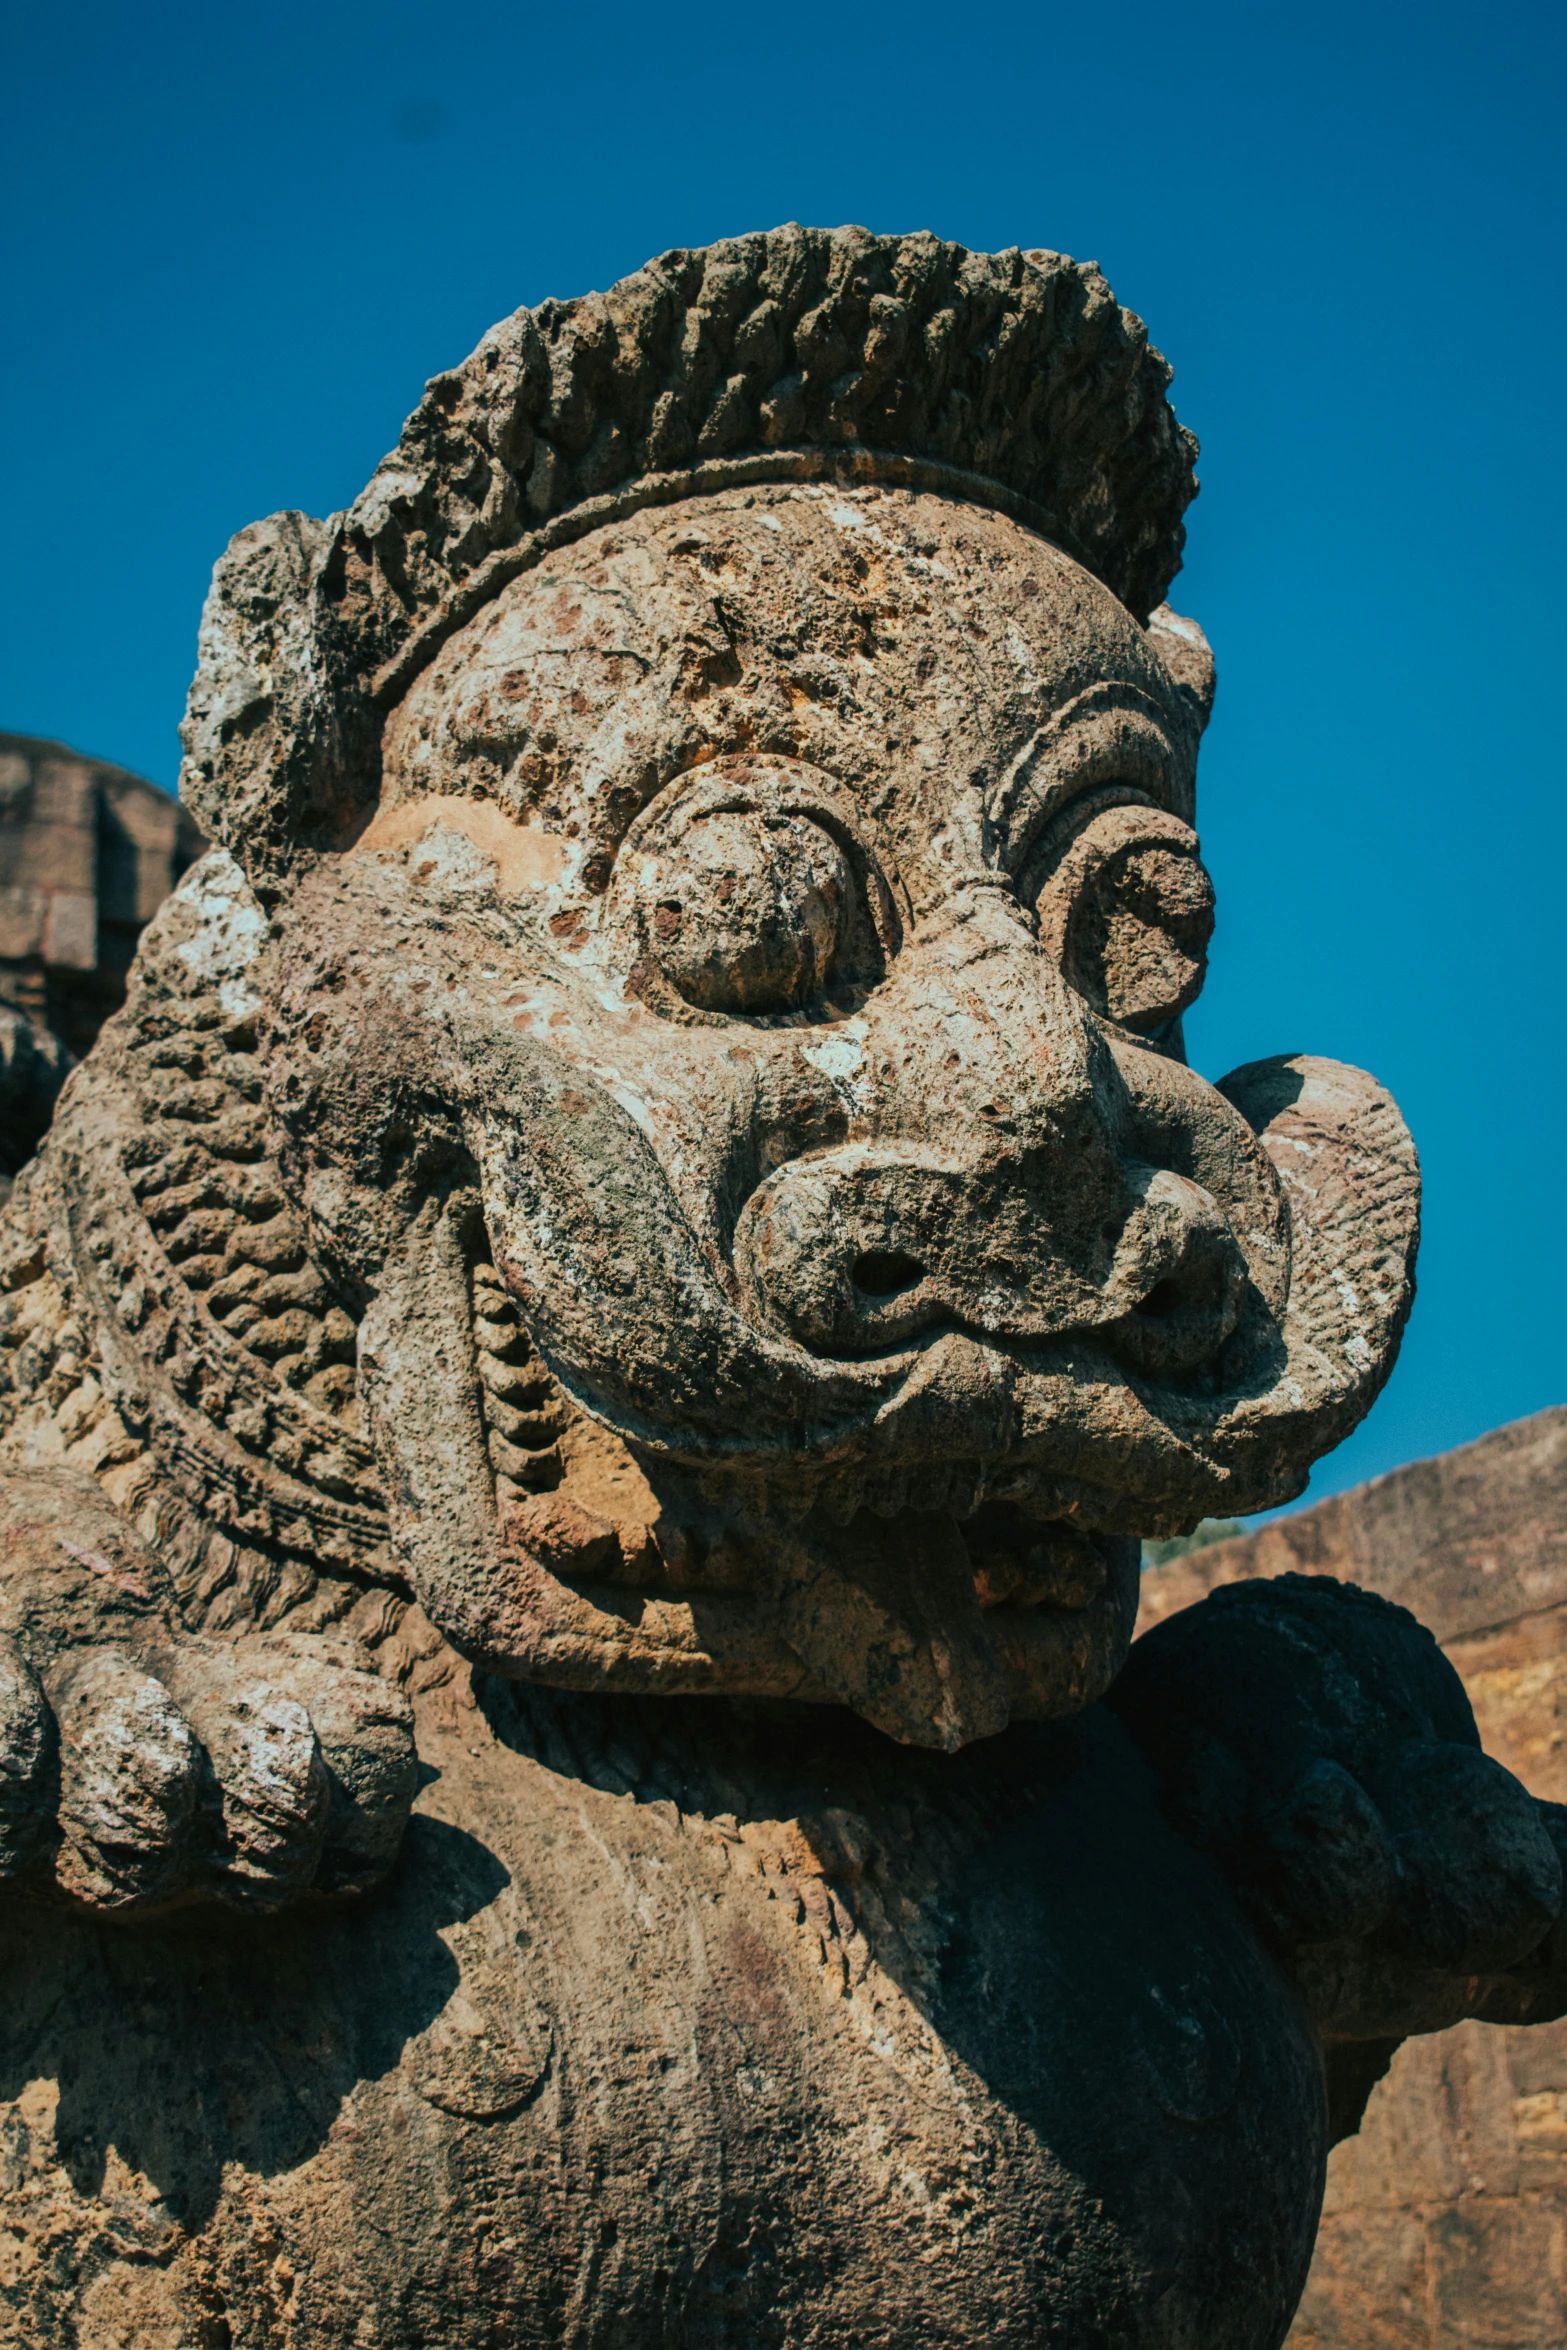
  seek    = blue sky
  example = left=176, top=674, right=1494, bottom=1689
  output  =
left=4, top=0, right=1562, bottom=1511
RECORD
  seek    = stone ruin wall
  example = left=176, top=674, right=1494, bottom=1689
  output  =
left=0, top=731, right=206, bottom=1181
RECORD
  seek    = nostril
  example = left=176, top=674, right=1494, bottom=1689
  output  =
left=852, top=1250, right=926, bottom=1299
left=1138, top=1262, right=1228, bottom=1320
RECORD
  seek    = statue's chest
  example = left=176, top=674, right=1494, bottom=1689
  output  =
left=353, top=1691, right=1326, bottom=2348
left=0, top=1693, right=1327, bottom=2350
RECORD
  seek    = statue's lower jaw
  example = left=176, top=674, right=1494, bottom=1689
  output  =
left=359, top=1196, right=1141, bottom=1749
left=414, top=1490, right=1140, bottom=1752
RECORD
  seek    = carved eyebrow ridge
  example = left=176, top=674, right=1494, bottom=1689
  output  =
left=989, top=682, right=1189, bottom=876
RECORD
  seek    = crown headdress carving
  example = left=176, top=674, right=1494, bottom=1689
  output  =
left=181, top=225, right=1198, bottom=892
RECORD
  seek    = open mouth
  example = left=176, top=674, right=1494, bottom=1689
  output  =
left=358, top=1232, right=1143, bottom=1753
left=964, top=1503, right=1116, bottom=1611
left=468, top=1255, right=1129, bottom=1617
left=445, top=1256, right=1143, bottom=1750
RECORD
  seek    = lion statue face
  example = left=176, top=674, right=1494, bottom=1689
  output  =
left=246, top=481, right=1417, bottom=1748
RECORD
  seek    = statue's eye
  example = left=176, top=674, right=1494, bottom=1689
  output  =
left=1032, top=807, right=1215, bottom=1035
left=608, top=756, right=898, bottom=1022
left=635, top=810, right=854, bottom=1014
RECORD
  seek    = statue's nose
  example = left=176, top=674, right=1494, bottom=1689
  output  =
left=735, top=1145, right=1245, bottom=1362
left=736, top=1143, right=1099, bottom=1352
left=733, top=895, right=1248, bottom=1365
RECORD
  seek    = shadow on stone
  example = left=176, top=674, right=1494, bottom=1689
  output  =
left=0, top=1813, right=507, bottom=2232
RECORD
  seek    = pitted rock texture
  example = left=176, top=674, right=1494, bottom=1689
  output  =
left=0, top=230, right=1558, bottom=2349
left=179, top=229, right=1200, bottom=898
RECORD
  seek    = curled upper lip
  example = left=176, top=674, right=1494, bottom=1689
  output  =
left=429, top=1017, right=1411, bottom=1512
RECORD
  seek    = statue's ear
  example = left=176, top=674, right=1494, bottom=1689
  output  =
left=178, top=508, right=376, bottom=906
left=1146, top=603, right=1216, bottom=734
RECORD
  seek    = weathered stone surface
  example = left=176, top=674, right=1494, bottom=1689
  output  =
left=1289, top=2016, right=1567, bottom=2348
left=0, top=230, right=1557, bottom=2346
left=0, top=731, right=205, bottom=1175
left=179, top=229, right=1202, bottom=903
left=1139, top=1410, right=1567, bottom=2346
left=1136, top=1406, right=1567, bottom=1653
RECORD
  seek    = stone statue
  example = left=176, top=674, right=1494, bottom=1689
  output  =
left=0, top=227, right=1560, bottom=2348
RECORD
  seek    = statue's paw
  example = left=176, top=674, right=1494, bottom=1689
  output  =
left=1236, top=1736, right=1562, bottom=1971
left=0, top=1626, right=417, bottom=1914
left=1110, top=1574, right=1565, bottom=2011
left=0, top=1467, right=418, bottom=1916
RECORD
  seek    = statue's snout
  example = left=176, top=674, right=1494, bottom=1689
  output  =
left=735, top=1145, right=1247, bottom=1366
left=735, top=900, right=1252, bottom=1368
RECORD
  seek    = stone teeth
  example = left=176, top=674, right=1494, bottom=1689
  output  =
left=477, top=1351, right=539, bottom=1402
left=493, top=1448, right=561, bottom=1499
left=472, top=1312, right=528, bottom=1356
left=488, top=1431, right=561, bottom=1484
left=469, top=1262, right=562, bottom=1482
left=483, top=1396, right=556, bottom=1446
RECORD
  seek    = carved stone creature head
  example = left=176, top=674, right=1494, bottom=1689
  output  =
left=173, top=228, right=1418, bottom=1749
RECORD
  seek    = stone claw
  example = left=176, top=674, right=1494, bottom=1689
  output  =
left=1109, top=1572, right=1567, bottom=2038
left=52, top=1644, right=204, bottom=1907
left=154, top=1642, right=331, bottom=1905
left=0, top=1469, right=417, bottom=1915
left=1238, top=1755, right=1400, bottom=1947
left=1366, top=1735, right=1563, bottom=1975
left=239, top=1633, right=420, bottom=1892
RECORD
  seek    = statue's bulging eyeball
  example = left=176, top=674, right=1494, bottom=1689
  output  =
left=635, top=807, right=854, bottom=1014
